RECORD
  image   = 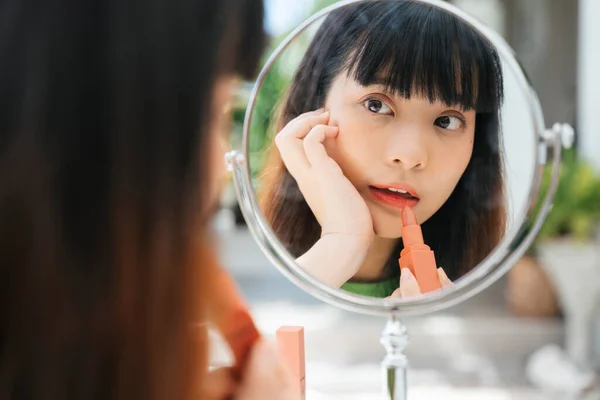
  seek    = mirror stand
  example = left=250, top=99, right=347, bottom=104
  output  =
left=225, top=150, right=413, bottom=399
left=381, top=316, right=409, bottom=400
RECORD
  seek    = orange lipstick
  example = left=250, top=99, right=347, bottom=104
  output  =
left=398, top=207, right=441, bottom=293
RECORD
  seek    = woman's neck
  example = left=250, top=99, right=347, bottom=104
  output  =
left=350, top=236, right=399, bottom=282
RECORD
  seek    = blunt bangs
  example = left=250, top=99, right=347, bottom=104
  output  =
left=329, top=1, right=504, bottom=112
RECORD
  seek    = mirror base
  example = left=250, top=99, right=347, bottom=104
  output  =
left=381, top=316, right=409, bottom=400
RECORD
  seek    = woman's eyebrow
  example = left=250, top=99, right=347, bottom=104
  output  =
left=359, top=79, right=393, bottom=93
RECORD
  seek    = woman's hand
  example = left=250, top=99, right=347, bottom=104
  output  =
left=202, top=340, right=294, bottom=400
left=234, top=339, right=295, bottom=400
left=275, top=109, right=373, bottom=241
left=388, top=268, right=453, bottom=298
left=201, top=367, right=237, bottom=400
left=275, top=109, right=375, bottom=286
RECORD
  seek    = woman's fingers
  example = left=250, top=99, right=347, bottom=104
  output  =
left=201, top=367, right=236, bottom=400
left=388, top=268, right=451, bottom=299
left=290, top=110, right=331, bottom=139
left=303, top=124, right=339, bottom=169
left=234, top=339, right=294, bottom=400
left=275, top=110, right=331, bottom=173
left=399, top=268, right=421, bottom=298
left=437, top=268, right=452, bottom=287
left=294, top=107, right=326, bottom=121
left=388, top=269, right=422, bottom=298
left=278, top=110, right=330, bottom=140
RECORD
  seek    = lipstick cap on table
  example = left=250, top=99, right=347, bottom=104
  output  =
left=276, top=326, right=306, bottom=399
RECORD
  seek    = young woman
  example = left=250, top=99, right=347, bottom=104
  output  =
left=0, top=0, right=292, bottom=399
left=260, top=1, right=506, bottom=298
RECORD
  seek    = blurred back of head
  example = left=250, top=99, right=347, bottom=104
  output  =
left=0, top=0, right=264, bottom=399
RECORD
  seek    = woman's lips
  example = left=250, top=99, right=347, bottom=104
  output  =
left=368, top=186, right=419, bottom=209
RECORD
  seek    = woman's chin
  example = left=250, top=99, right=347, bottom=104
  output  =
left=372, top=224, right=403, bottom=240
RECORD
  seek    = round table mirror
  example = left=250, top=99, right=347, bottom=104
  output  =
left=226, top=0, right=574, bottom=398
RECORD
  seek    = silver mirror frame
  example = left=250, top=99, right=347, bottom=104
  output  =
left=229, top=0, right=572, bottom=318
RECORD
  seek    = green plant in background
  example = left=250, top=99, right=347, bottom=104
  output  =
left=247, top=57, right=291, bottom=179
left=227, top=34, right=293, bottom=181
left=534, top=149, right=600, bottom=244
left=229, top=0, right=340, bottom=181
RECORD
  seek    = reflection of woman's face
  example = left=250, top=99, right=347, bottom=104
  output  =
left=324, top=73, right=476, bottom=238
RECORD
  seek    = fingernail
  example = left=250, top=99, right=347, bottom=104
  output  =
left=401, top=268, right=413, bottom=281
left=438, top=268, right=451, bottom=284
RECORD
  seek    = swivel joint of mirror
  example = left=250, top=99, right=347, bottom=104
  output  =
left=225, top=150, right=246, bottom=173
left=539, top=123, right=575, bottom=164
left=232, top=0, right=574, bottom=398
left=380, top=316, right=409, bottom=399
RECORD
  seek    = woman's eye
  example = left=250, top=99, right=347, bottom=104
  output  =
left=364, top=98, right=393, bottom=115
left=434, top=115, right=463, bottom=130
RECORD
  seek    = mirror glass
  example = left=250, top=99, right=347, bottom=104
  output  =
left=246, top=0, right=537, bottom=300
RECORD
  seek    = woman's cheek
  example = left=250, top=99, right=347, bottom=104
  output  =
left=202, top=131, right=225, bottom=213
left=205, top=79, right=235, bottom=211
left=443, top=138, right=473, bottom=171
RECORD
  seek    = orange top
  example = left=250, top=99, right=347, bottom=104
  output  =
left=202, top=244, right=261, bottom=381
left=399, top=207, right=441, bottom=293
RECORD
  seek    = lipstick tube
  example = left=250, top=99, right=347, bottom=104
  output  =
left=398, top=207, right=441, bottom=293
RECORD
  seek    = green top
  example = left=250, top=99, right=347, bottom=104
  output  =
left=341, top=277, right=399, bottom=298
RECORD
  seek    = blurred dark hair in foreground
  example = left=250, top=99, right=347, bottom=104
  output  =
left=0, top=0, right=264, bottom=399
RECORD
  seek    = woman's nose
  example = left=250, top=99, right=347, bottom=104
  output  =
left=385, top=128, right=428, bottom=170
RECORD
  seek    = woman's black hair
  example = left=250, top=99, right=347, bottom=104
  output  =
left=0, top=0, right=265, bottom=398
left=261, top=0, right=505, bottom=283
